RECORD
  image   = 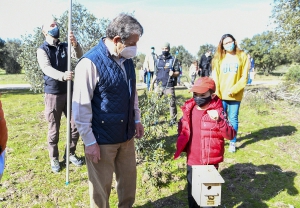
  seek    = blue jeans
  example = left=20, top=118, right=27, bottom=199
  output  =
left=146, top=71, right=154, bottom=90
left=222, top=100, right=240, bottom=143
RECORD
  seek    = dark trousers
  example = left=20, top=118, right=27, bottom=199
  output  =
left=44, top=93, right=79, bottom=160
left=201, top=69, right=210, bottom=77
left=187, top=165, right=201, bottom=208
left=162, top=86, right=177, bottom=121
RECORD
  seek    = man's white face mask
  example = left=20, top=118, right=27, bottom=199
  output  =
left=120, top=46, right=137, bottom=59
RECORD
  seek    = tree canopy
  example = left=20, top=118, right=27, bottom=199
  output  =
left=271, top=0, right=300, bottom=47
left=240, top=31, right=288, bottom=74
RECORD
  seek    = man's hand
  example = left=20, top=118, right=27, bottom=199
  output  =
left=63, top=71, right=74, bottom=81
left=169, top=70, right=174, bottom=77
left=85, top=143, right=101, bottom=163
left=207, top=110, right=219, bottom=120
left=135, top=122, right=144, bottom=139
left=69, top=31, right=77, bottom=47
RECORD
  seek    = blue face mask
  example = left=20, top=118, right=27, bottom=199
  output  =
left=48, top=27, right=60, bottom=39
left=224, top=42, right=235, bottom=52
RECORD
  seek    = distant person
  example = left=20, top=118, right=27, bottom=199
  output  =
left=37, top=18, right=83, bottom=173
left=212, top=34, right=249, bottom=153
left=0, top=98, right=8, bottom=181
left=72, top=13, right=144, bottom=207
left=247, top=54, right=255, bottom=85
left=139, top=66, right=144, bottom=83
left=144, top=46, right=157, bottom=90
left=199, top=50, right=212, bottom=77
left=189, top=60, right=198, bottom=85
left=151, top=42, right=180, bottom=126
left=177, top=61, right=183, bottom=86
left=174, top=77, right=236, bottom=208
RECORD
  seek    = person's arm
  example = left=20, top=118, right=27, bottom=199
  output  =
left=230, top=54, right=250, bottom=95
left=69, top=31, right=83, bottom=59
left=72, top=58, right=98, bottom=146
left=214, top=109, right=236, bottom=140
left=37, top=48, right=66, bottom=81
left=134, top=90, right=141, bottom=122
left=212, top=61, right=221, bottom=99
left=0, top=100, right=8, bottom=155
left=71, top=42, right=83, bottom=59
left=172, top=59, right=180, bottom=77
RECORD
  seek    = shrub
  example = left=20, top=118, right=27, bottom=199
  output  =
left=136, top=90, right=173, bottom=188
left=285, top=64, right=300, bottom=83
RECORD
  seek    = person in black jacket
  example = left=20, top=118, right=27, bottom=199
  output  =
left=151, top=42, right=180, bottom=125
left=199, top=50, right=212, bottom=77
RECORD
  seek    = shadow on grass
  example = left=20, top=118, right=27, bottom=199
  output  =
left=135, top=189, right=187, bottom=208
left=220, top=163, right=298, bottom=207
left=238, top=125, right=297, bottom=150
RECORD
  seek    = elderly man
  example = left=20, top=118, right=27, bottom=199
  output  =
left=72, top=13, right=144, bottom=208
left=37, top=18, right=83, bottom=173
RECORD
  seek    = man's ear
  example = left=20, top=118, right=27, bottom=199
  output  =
left=112, top=36, right=121, bottom=45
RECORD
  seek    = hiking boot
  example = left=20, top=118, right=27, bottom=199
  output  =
left=64, top=154, right=83, bottom=167
left=228, top=142, right=236, bottom=153
left=51, top=159, right=60, bottom=173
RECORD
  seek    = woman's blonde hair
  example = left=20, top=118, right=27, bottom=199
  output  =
left=212, top=34, right=244, bottom=70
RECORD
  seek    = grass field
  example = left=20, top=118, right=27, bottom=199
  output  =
left=0, top=70, right=27, bottom=85
left=0, top=66, right=299, bottom=207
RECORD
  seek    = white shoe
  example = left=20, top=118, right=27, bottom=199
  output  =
left=228, top=142, right=236, bottom=153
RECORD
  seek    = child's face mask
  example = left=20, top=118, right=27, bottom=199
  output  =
left=193, top=95, right=212, bottom=107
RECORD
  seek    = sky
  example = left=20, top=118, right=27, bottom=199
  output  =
left=0, top=0, right=274, bottom=56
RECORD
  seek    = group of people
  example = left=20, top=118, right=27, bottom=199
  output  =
left=0, top=13, right=251, bottom=208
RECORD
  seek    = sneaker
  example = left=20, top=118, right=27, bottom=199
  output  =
left=65, top=154, right=83, bottom=167
left=228, top=142, right=236, bottom=153
left=51, top=159, right=60, bottom=173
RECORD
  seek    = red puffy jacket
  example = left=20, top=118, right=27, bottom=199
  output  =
left=0, top=100, right=8, bottom=154
left=174, top=95, right=235, bottom=165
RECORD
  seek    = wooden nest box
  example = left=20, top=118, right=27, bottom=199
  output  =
left=192, top=165, right=225, bottom=207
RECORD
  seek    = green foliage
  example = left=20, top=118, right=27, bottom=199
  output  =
left=18, top=3, right=109, bottom=93
left=271, top=0, right=300, bottom=47
left=57, top=3, right=109, bottom=53
left=284, top=64, right=300, bottom=82
left=197, top=44, right=216, bottom=60
left=18, top=29, right=44, bottom=92
left=170, top=45, right=195, bottom=68
left=3, top=39, right=22, bottom=74
left=240, top=31, right=288, bottom=74
left=0, top=38, right=6, bottom=68
left=133, top=53, right=146, bottom=70
left=136, top=90, right=172, bottom=188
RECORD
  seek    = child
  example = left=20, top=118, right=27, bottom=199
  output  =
left=174, top=77, right=236, bottom=208
left=0, top=99, right=8, bottom=181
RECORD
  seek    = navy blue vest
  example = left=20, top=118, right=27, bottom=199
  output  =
left=81, top=38, right=136, bottom=144
left=156, top=55, right=175, bottom=87
left=39, top=41, right=68, bottom=94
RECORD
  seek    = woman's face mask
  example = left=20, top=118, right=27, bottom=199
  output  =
left=223, top=42, right=235, bottom=52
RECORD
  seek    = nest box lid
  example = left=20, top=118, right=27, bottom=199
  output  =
left=192, top=165, right=225, bottom=183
